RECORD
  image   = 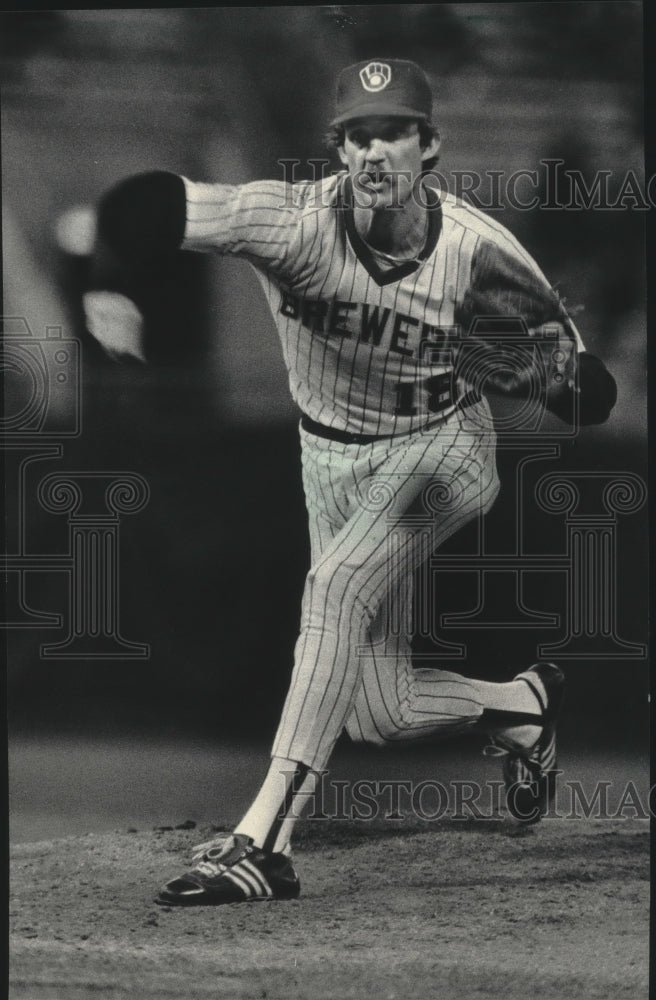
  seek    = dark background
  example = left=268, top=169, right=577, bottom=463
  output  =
left=2, top=5, right=648, bottom=753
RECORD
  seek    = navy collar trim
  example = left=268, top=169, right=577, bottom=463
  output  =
left=339, top=175, right=443, bottom=287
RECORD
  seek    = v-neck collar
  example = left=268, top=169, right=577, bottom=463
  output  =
left=340, top=174, right=443, bottom=287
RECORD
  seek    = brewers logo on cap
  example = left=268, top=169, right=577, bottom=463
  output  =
left=359, top=62, right=391, bottom=93
left=331, top=58, right=433, bottom=125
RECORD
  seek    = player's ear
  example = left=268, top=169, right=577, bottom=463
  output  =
left=337, top=146, right=349, bottom=166
left=421, top=131, right=441, bottom=164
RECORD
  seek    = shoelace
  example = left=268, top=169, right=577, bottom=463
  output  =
left=194, top=858, right=227, bottom=877
left=483, top=721, right=546, bottom=758
left=191, top=834, right=294, bottom=865
left=192, top=839, right=251, bottom=876
left=191, top=837, right=231, bottom=864
left=483, top=742, right=509, bottom=758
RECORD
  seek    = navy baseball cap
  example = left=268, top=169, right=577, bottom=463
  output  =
left=331, top=59, right=433, bottom=125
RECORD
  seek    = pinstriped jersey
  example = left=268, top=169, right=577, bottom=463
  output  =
left=182, top=173, right=583, bottom=436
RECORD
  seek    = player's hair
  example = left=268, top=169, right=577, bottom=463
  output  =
left=324, top=119, right=441, bottom=171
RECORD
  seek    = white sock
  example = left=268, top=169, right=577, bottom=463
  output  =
left=470, top=677, right=543, bottom=748
left=269, top=770, right=322, bottom=854
left=234, top=756, right=314, bottom=853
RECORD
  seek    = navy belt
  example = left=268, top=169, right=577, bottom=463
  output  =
left=300, top=391, right=481, bottom=447
left=300, top=414, right=382, bottom=445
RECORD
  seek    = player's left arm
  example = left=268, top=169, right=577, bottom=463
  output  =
left=455, top=239, right=617, bottom=426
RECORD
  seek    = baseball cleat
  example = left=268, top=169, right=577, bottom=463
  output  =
left=155, top=833, right=300, bottom=906
left=486, top=662, right=565, bottom=825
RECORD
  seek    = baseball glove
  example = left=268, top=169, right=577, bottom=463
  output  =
left=454, top=240, right=576, bottom=399
left=453, top=240, right=616, bottom=425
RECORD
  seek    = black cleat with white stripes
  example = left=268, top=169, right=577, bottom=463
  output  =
left=155, top=833, right=300, bottom=906
left=501, top=662, right=565, bottom=825
left=484, top=662, right=565, bottom=826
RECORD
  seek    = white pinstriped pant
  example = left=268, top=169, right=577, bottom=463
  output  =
left=272, top=402, right=501, bottom=771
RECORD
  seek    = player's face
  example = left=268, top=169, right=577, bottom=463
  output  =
left=338, top=117, right=438, bottom=209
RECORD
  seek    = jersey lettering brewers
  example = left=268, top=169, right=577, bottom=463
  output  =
left=182, top=172, right=582, bottom=438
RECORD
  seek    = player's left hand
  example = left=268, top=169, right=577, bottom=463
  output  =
left=484, top=321, right=576, bottom=397
left=457, top=319, right=577, bottom=403
left=534, top=321, right=577, bottom=399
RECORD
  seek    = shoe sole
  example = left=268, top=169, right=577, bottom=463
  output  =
left=155, top=887, right=300, bottom=907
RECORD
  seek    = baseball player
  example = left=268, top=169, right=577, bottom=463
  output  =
left=84, top=59, right=617, bottom=906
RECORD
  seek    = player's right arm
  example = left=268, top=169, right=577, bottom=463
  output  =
left=84, top=170, right=297, bottom=361
left=83, top=172, right=187, bottom=361
left=181, top=176, right=298, bottom=264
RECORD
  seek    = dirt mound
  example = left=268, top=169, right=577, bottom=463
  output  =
left=10, top=817, right=649, bottom=1000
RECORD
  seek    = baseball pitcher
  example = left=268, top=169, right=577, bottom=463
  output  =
left=84, top=59, right=617, bottom=906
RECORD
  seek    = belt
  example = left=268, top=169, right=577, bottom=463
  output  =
left=300, top=414, right=383, bottom=445
left=300, top=390, right=482, bottom=446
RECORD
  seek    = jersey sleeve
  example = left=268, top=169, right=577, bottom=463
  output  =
left=456, top=236, right=585, bottom=351
left=181, top=177, right=302, bottom=277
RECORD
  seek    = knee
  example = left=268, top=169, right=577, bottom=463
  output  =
left=345, top=713, right=393, bottom=748
left=304, top=562, right=378, bottom=624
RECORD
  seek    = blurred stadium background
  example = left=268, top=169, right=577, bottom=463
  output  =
left=2, top=6, right=648, bottom=834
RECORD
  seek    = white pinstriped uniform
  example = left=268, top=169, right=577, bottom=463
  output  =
left=182, top=172, right=582, bottom=771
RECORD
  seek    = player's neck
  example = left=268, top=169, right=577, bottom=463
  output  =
left=354, top=201, right=428, bottom=260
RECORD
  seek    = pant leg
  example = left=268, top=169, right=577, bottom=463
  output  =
left=272, top=409, right=500, bottom=771
left=344, top=574, right=487, bottom=746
